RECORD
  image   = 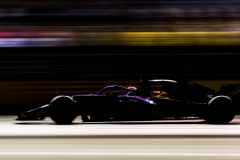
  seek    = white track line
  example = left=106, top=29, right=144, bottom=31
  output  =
left=0, top=153, right=239, bottom=156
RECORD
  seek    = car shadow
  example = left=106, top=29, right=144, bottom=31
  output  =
left=14, top=122, right=57, bottom=125
left=14, top=119, right=240, bottom=125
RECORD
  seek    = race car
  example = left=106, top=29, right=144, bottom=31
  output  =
left=14, top=79, right=239, bottom=124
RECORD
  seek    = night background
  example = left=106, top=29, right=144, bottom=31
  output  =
left=0, top=0, right=239, bottom=114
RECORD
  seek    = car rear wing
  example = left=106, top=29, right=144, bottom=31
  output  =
left=217, top=84, right=240, bottom=103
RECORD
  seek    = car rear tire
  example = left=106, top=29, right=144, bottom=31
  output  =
left=49, top=96, right=77, bottom=124
left=204, top=96, right=235, bottom=124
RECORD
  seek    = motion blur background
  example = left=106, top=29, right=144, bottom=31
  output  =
left=0, top=0, right=240, bottom=114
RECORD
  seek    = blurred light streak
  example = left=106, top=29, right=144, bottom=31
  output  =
left=0, top=0, right=237, bottom=46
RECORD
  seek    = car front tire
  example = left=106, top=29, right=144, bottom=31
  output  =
left=49, top=96, right=77, bottom=124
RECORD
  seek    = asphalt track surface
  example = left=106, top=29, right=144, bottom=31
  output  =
left=1, top=116, right=240, bottom=160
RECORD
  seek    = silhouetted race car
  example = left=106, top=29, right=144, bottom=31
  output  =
left=14, top=79, right=240, bottom=124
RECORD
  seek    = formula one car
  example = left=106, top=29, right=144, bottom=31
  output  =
left=15, top=79, right=239, bottom=124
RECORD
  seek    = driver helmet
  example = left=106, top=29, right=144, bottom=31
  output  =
left=125, top=86, right=137, bottom=95
left=127, top=86, right=137, bottom=90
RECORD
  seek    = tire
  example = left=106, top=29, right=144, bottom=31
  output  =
left=204, top=96, right=235, bottom=124
left=49, top=96, right=77, bottom=124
